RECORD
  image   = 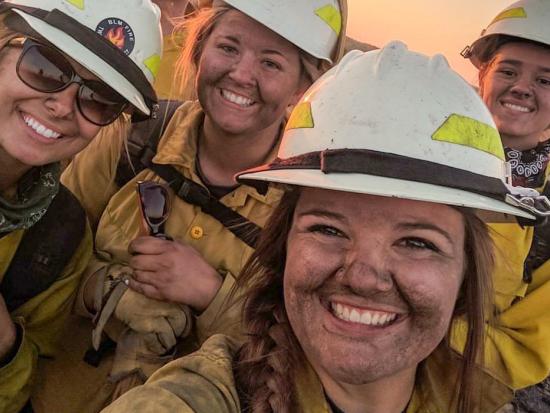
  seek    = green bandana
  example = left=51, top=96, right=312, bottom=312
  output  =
left=0, top=163, right=60, bottom=234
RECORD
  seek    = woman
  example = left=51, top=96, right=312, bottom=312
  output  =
left=0, top=0, right=162, bottom=412
left=460, top=0, right=550, bottom=408
left=101, top=42, right=547, bottom=413
left=50, top=0, right=348, bottom=410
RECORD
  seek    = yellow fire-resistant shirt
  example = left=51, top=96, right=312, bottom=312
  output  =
left=101, top=334, right=512, bottom=413
left=0, top=223, right=91, bottom=413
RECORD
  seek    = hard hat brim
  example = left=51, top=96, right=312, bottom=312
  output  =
left=238, top=169, right=535, bottom=221
left=12, top=9, right=150, bottom=115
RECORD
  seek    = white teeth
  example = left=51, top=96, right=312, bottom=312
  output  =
left=23, top=115, right=61, bottom=139
left=221, top=89, right=254, bottom=107
left=503, top=102, right=531, bottom=113
left=330, top=302, right=398, bottom=327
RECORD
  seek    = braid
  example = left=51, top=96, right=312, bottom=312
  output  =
left=234, top=189, right=301, bottom=413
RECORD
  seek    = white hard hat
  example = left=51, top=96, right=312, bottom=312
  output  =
left=221, top=0, right=344, bottom=64
left=2, top=0, right=162, bottom=116
left=238, top=41, right=546, bottom=221
left=462, top=0, right=550, bottom=68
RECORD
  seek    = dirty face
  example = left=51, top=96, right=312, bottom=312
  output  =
left=480, top=41, right=550, bottom=150
left=196, top=9, right=307, bottom=137
left=283, top=188, right=466, bottom=386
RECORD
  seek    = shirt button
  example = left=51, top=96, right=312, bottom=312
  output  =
left=190, top=225, right=204, bottom=239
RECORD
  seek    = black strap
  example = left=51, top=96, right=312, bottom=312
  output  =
left=0, top=185, right=86, bottom=312
left=523, top=182, right=550, bottom=283
left=115, top=100, right=183, bottom=187
left=240, top=149, right=510, bottom=203
left=148, top=163, right=260, bottom=248
left=115, top=100, right=261, bottom=249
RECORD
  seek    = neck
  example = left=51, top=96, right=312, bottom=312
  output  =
left=320, top=366, right=416, bottom=413
left=198, top=118, right=281, bottom=187
left=501, top=133, right=542, bottom=151
left=0, top=147, right=30, bottom=195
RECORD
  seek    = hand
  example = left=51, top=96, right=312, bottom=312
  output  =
left=0, top=295, right=17, bottom=361
left=114, top=289, right=192, bottom=353
left=127, top=236, right=223, bottom=312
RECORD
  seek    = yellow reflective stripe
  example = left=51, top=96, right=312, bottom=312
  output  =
left=143, top=54, right=161, bottom=79
left=490, top=7, right=527, bottom=25
left=432, top=114, right=504, bottom=160
left=65, top=0, right=85, bottom=9
left=286, top=102, right=314, bottom=131
left=315, top=4, right=342, bottom=35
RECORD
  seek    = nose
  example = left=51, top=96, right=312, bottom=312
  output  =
left=509, top=74, right=533, bottom=99
left=227, top=53, right=257, bottom=87
left=338, top=241, right=395, bottom=294
left=44, top=83, right=79, bottom=119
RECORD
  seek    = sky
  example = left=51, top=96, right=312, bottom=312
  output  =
left=346, top=0, right=516, bottom=85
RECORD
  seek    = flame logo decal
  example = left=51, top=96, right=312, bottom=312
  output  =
left=95, top=18, right=136, bottom=56
left=106, top=27, right=125, bottom=49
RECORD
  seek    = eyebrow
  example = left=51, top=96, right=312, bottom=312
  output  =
left=497, top=59, right=550, bottom=73
left=396, top=222, right=454, bottom=245
left=296, top=208, right=349, bottom=223
left=219, top=34, right=288, bottom=59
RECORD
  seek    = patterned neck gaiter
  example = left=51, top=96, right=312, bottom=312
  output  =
left=0, top=163, right=60, bottom=235
left=505, top=140, right=550, bottom=188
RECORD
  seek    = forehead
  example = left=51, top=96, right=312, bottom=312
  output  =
left=494, top=41, right=550, bottom=68
left=210, top=9, right=300, bottom=54
left=295, top=187, right=464, bottom=230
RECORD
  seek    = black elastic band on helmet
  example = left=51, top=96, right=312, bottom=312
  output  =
left=240, top=148, right=510, bottom=201
left=2, top=4, right=157, bottom=114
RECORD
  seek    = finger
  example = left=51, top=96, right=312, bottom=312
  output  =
left=129, top=252, right=168, bottom=273
left=128, top=236, right=173, bottom=256
left=127, top=279, right=163, bottom=301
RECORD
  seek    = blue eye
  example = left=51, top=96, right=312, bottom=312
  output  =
left=308, top=224, right=345, bottom=238
left=219, top=44, right=237, bottom=54
left=401, top=237, right=439, bottom=252
left=263, top=60, right=281, bottom=70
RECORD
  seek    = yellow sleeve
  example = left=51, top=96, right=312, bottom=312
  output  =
left=451, top=223, right=550, bottom=389
left=0, top=225, right=92, bottom=413
left=101, top=334, right=241, bottom=413
left=195, top=270, right=243, bottom=344
left=61, top=119, right=129, bottom=231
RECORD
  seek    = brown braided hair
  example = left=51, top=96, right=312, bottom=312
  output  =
left=233, top=187, right=494, bottom=413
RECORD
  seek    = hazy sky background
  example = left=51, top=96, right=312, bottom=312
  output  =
left=346, top=1, right=516, bottom=85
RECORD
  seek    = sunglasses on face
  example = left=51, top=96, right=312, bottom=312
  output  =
left=136, top=181, right=172, bottom=239
left=15, top=38, right=128, bottom=126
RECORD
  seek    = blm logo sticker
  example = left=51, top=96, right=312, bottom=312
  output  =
left=96, top=18, right=135, bottom=55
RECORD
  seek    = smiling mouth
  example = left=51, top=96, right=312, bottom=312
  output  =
left=23, top=114, right=62, bottom=139
left=501, top=102, right=532, bottom=113
left=330, top=301, right=399, bottom=327
left=220, top=89, right=255, bottom=108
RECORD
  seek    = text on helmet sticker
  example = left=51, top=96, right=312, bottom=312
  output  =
left=489, top=7, right=527, bottom=26
left=95, top=18, right=136, bottom=56
left=432, top=114, right=504, bottom=160
left=315, top=5, right=342, bottom=35
left=286, top=102, right=314, bottom=131
left=65, top=0, right=84, bottom=10
left=144, top=54, right=161, bottom=79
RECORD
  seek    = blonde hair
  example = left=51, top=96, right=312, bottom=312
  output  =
left=233, top=188, right=494, bottom=413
